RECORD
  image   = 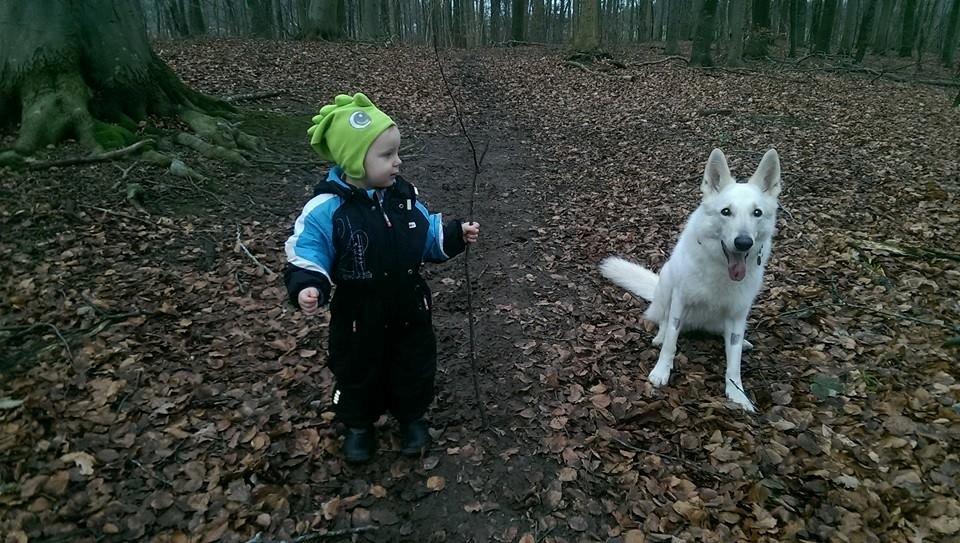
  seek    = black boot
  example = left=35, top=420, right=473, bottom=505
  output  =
left=399, top=418, right=431, bottom=457
left=342, top=426, right=375, bottom=463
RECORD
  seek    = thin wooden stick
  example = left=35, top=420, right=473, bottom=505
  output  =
left=432, top=31, right=487, bottom=428
left=236, top=225, right=277, bottom=275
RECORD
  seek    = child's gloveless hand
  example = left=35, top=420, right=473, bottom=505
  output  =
left=461, top=222, right=480, bottom=244
left=298, top=287, right=320, bottom=315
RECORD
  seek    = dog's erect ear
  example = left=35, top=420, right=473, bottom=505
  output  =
left=749, top=149, right=781, bottom=197
left=701, top=148, right=734, bottom=196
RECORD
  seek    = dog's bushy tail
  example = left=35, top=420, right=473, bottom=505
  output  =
left=598, top=256, right=658, bottom=301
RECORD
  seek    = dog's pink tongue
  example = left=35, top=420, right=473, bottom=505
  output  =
left=728, top=257, right=747, bottom=281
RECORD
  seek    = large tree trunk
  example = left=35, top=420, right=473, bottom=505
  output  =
left=491, top=0, right=502, bottom=42
left=943, top=0, right=960, bottom=66
left=361, top=0, right=381, bottom=39
left=813, top=0, right=837, bottom=53
left=854, top=0, right=877, bottom=62
left=0, top=0, right=243, bottom=158
left=665, top=0, right=681, bottom=55
left=788, top=0, right=803, bottom=57
left=303, top=0, right=345, bottom=40
left=512, top=0, right=527, bottom=42
left=247, top=0, right=274, bottom=37
left=839, top=0, right=859, bottom=55
left=531, top=0, right=545, bottom=41
left=898, top=0, right=918, bottom=57
left=727, top=0, right=747, bottom=65
left=572, top=0, right=601, bottom=51
left=690, top=0, right=719, bottom=66
left=185, top=0, right=207, bottom=36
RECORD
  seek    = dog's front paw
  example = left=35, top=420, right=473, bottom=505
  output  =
left=725, top=384, right=756, bottom=412
left=648, top=363, right=672, bottom=387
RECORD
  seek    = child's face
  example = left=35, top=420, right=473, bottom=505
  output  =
left=362, top=126, right=402, bottom=188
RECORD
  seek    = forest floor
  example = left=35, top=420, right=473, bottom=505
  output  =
left=1, top=40, right=959, bottom=543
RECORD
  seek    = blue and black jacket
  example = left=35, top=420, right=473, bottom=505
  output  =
left=284, top=167, right=467, bottom=309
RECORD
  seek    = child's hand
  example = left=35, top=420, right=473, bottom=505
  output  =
left=298, top=287, right=320, bottom=315
left=461, top=221, right=480, bottom=244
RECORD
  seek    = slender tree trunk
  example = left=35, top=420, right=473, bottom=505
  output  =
left=491, top=0, right=502, bottom=41
left=690, top=0, right=719, bottom=65
left=873, top=0, right=894, bottom=54
left=727, top=0, right=747, bottom=65
left=854, top=0, right=877, bottom=61
left=788, top=0, right=802, bottom=56
left=247, top=0, right=273, bottom=37
left=839, top=0, right=858, bottom=55
left=0, top=0, right=234, bottom=155
left=512, top=0, right=526, bottom=41
left=572, top=0, right=601, bottom=50
left=943, top=0, right=960, bottom=66
left=185, top=0, right=206, bottom=35
left=665, top=0, right=681, bottom=54
left=813, top=0, right=836, bottom=53
left=167, top=0, right=190, bottom=36
left=530, top=0, right=545, bottom=41
left=899, top=0, right=918, bottom=56
left=304, top=0, right=344, bottom=39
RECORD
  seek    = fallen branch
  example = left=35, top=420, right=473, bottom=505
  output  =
left=0, top=322, right=74, bottom=362
left=850, top=239, right=960, bottom=263
left=224, top=90, right=286, bottom=103
left=236, top=225, right=277, bottom=275
left=612, top=438, right=731, bottom=482
left=79, top=204, right=163, bottom=228
left=244, top=525, right=379, bottom=543
left=26, top=140, right=153, bottom=170
left=631, top=55, right=690, bottom=68
left=564, top=60, right=595, bottom=74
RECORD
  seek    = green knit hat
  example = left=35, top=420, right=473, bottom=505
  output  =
left=307, top=92, right=396, bottom=179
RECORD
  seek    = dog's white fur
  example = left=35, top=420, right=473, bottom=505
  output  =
left=599, top=148, right=782, bottom=412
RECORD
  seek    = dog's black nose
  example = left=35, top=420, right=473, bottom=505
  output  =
left=734, top=235, right=753, bottom=251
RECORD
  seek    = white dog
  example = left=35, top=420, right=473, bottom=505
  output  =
left=599, top=148, right=782, bottom=412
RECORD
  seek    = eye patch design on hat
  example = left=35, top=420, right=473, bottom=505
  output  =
left=349, top=111, right=372, bottom=129
left=307, top=92, right=395, bottom=179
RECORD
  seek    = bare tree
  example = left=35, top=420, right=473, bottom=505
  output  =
left=691, top=0, right=719, bottom=65
left=944, top=0, right=960, bottom=66
left=813, top=0, right=838, bottom=53
left=512, top=0, right=527, bottom=42
left=572, top=0, right=601, bottom=51
left=304, top=0, right=345, bottom=40
left=665, top=0, right=681, bottom=54
left=899, top=0, right=918, bottom=57
left=727, top=0, right=748, bottom=65
left=855, top=0, right=878, bottom=61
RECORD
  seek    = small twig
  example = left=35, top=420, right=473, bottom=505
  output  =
left=1, top=322, right=75, bottom=362
left=224, top=89, right=286, bottom=103
left=235, top=225, right=277, bottom=275
left=612, top=438, right=730, bottom=481
left=26, top=140, right=153, bottom=169
left=79, top=204, right=165, bottom=228
left=564, top=60, right=595, bottom=73
left=116, top=369, right=142, bottom=413
left=850, top=239, right=960, bottom=263
left=631, top=55, right=690, bottom=68
left=130, top=459, right=173, bottom=487
left=245, top=525, right=380, bottom=543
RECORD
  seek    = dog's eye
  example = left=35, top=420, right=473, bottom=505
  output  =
left=720, top=208, right=731, bottom=216
left=753, top=209, right=763, bottom=217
